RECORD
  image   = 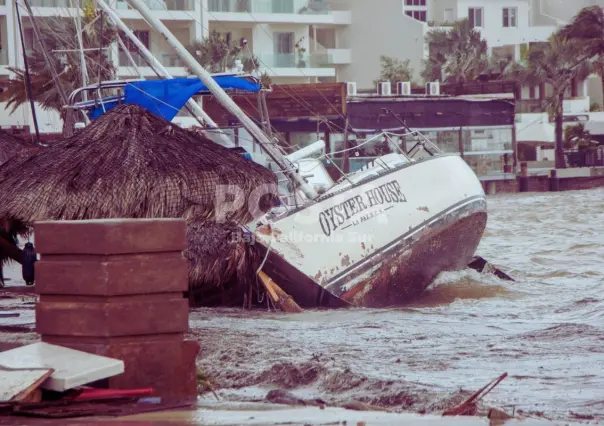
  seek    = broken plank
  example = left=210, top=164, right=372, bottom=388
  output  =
left=258, top=270, right=303, bottom=314
left=0, top=366, right=53, bottom=403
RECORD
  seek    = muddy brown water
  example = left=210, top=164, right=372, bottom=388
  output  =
left=1, top=188, right=603, bottom=422
left=188, top=188, right=604, bottom=421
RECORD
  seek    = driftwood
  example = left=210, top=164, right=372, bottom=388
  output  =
left=443, top=372, right=508, bottom=416
left=257, top=270, right=303, bottom=313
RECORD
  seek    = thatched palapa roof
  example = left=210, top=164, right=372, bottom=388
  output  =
left=0, top=104, right=278, bottom=225
left=0, top=104, right=278, bottom=304
left=0, top=130, right=38, bottom=166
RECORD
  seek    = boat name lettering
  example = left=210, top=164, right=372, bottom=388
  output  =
left=318, top=180, right=406, bottom=236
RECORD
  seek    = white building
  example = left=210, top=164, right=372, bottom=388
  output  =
left=0, top=0, right=350, bottom=132
left=0, top=0, right=602, bottom=133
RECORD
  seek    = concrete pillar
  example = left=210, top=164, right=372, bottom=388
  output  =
left=514, top=44, right=521, bottom=61
left=105, top=0, right=120, bottom=69
left=198, top=0, right=209, bottom=40
left=487, top=181, right=497, bottom=195
left=6, top=0, right=18, bottom=70
left=517, top=161, right=529, bottom=192
left=34, top=219, right=199, bottom=398
left=549, top=169, right=559, bottom=191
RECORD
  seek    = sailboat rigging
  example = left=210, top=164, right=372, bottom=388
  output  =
left=63, top=0, right=489, bottom=308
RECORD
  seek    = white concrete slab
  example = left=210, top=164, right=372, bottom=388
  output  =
left=0, top=367, right=52, bottom=402
left=0, top=342, right=124, bottom=391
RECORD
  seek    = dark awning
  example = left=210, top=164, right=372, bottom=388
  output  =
left=346, top=97, right=516, bottom=132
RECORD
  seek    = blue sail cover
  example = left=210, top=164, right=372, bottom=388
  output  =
left=87, top=76, right=261, bottom=121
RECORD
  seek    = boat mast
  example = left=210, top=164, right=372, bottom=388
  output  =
left=122, top=0, right=319, bottom=200
left=95, top=0, right=235, bottom=148
left=72, top=0, right=90, bottom=124
left=15, top=0, right=40, bottom=143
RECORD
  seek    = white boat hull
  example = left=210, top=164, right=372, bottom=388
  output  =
left=254, top=154, right=487, bottom=308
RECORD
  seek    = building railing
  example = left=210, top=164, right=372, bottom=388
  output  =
left=30, top=0, right=193, bottom=9
left=257, top=52, right=331, bottom=68
left=516, top=99, right=542, bottom=114
left=118, top=51, right=184, bottom=68
left=564, top=147, right=604, bottom=168
left=208, top=0, right=331, bottom=14
left=116, top=0, right=194, bottom=10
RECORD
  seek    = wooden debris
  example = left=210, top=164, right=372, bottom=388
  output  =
left=488, top=407, right=514, bottom=421
left=443, top=372, right=508, bottom=416
left=0, top=367, right=53, bottom=403
left=258, top=270, right=303, bottom=313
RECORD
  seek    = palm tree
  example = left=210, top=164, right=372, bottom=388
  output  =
left=421, top=19, right=489, bottom=84
left=506, top=33, right=592, bottom=168
left=559, top=6, right=604, bottom=57
left=187, top=30, right=271, bottom=88
left=4, top=8, right=117, bottom=115
left=564, top=123, right=594, bottom=150
left=374, top=55, right=415, bottom=87
left=559, top=6, right=604, bottom=106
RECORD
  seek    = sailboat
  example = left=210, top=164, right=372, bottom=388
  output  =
left=67, top=0, right=488, bottom=308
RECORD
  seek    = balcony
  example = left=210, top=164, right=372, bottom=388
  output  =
left=516, top=97, right=590, bottom=115
left=208, top=0, right=350, bottom=24
left=116, top=0, right=194, bottom=11
left=258, top=52, right=332, bottom=68
left=29, top=0, right=192, bottom=10
left=257, top=52, right=335, bottom=77
left=119, top=50, right=185, bottom=67
left=325, top=48, right=350, bottom=64
left=209, top=0, right=329, bottom=14
left=117, top=50, right=188, bottom=77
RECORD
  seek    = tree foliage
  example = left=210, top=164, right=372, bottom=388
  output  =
left=374, top=55, right=415, bottom=86
left=186, top=30, right=272, bottom=88
left=4, top=5, right=117, bottom=114
left=421, top=19, right=489, bottom=84
left=505, top=33, right=592, bottom=167
left=559, top=6, right=604, bottom=106
left=564, top=123, right=595, bottom=150
left=558, top=6, right=604, bottom=58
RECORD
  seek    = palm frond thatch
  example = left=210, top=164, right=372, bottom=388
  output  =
left=185, top=220, right=265, bottom=306
left=0, top=130, right=39, bottom=166
left=4, top=13, right=117, bottom=115
left=0, top=104, right=278, bottom=226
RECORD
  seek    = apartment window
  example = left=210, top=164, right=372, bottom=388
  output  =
left=209, top=0, right=228, bottom=12
left=468, top=8, right=483, bottom=27
left=272, top=0, right=294, bottom=13
left=405, top=10, right=427, bottom=22
left=273, top=32, right=295, bottom=67
left=503, top=7, right=517, bottom=27
left=405, top=0, right=426, bottom=5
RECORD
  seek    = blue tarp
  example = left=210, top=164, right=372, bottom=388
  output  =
left=87, top=76, right=261, bottom=121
